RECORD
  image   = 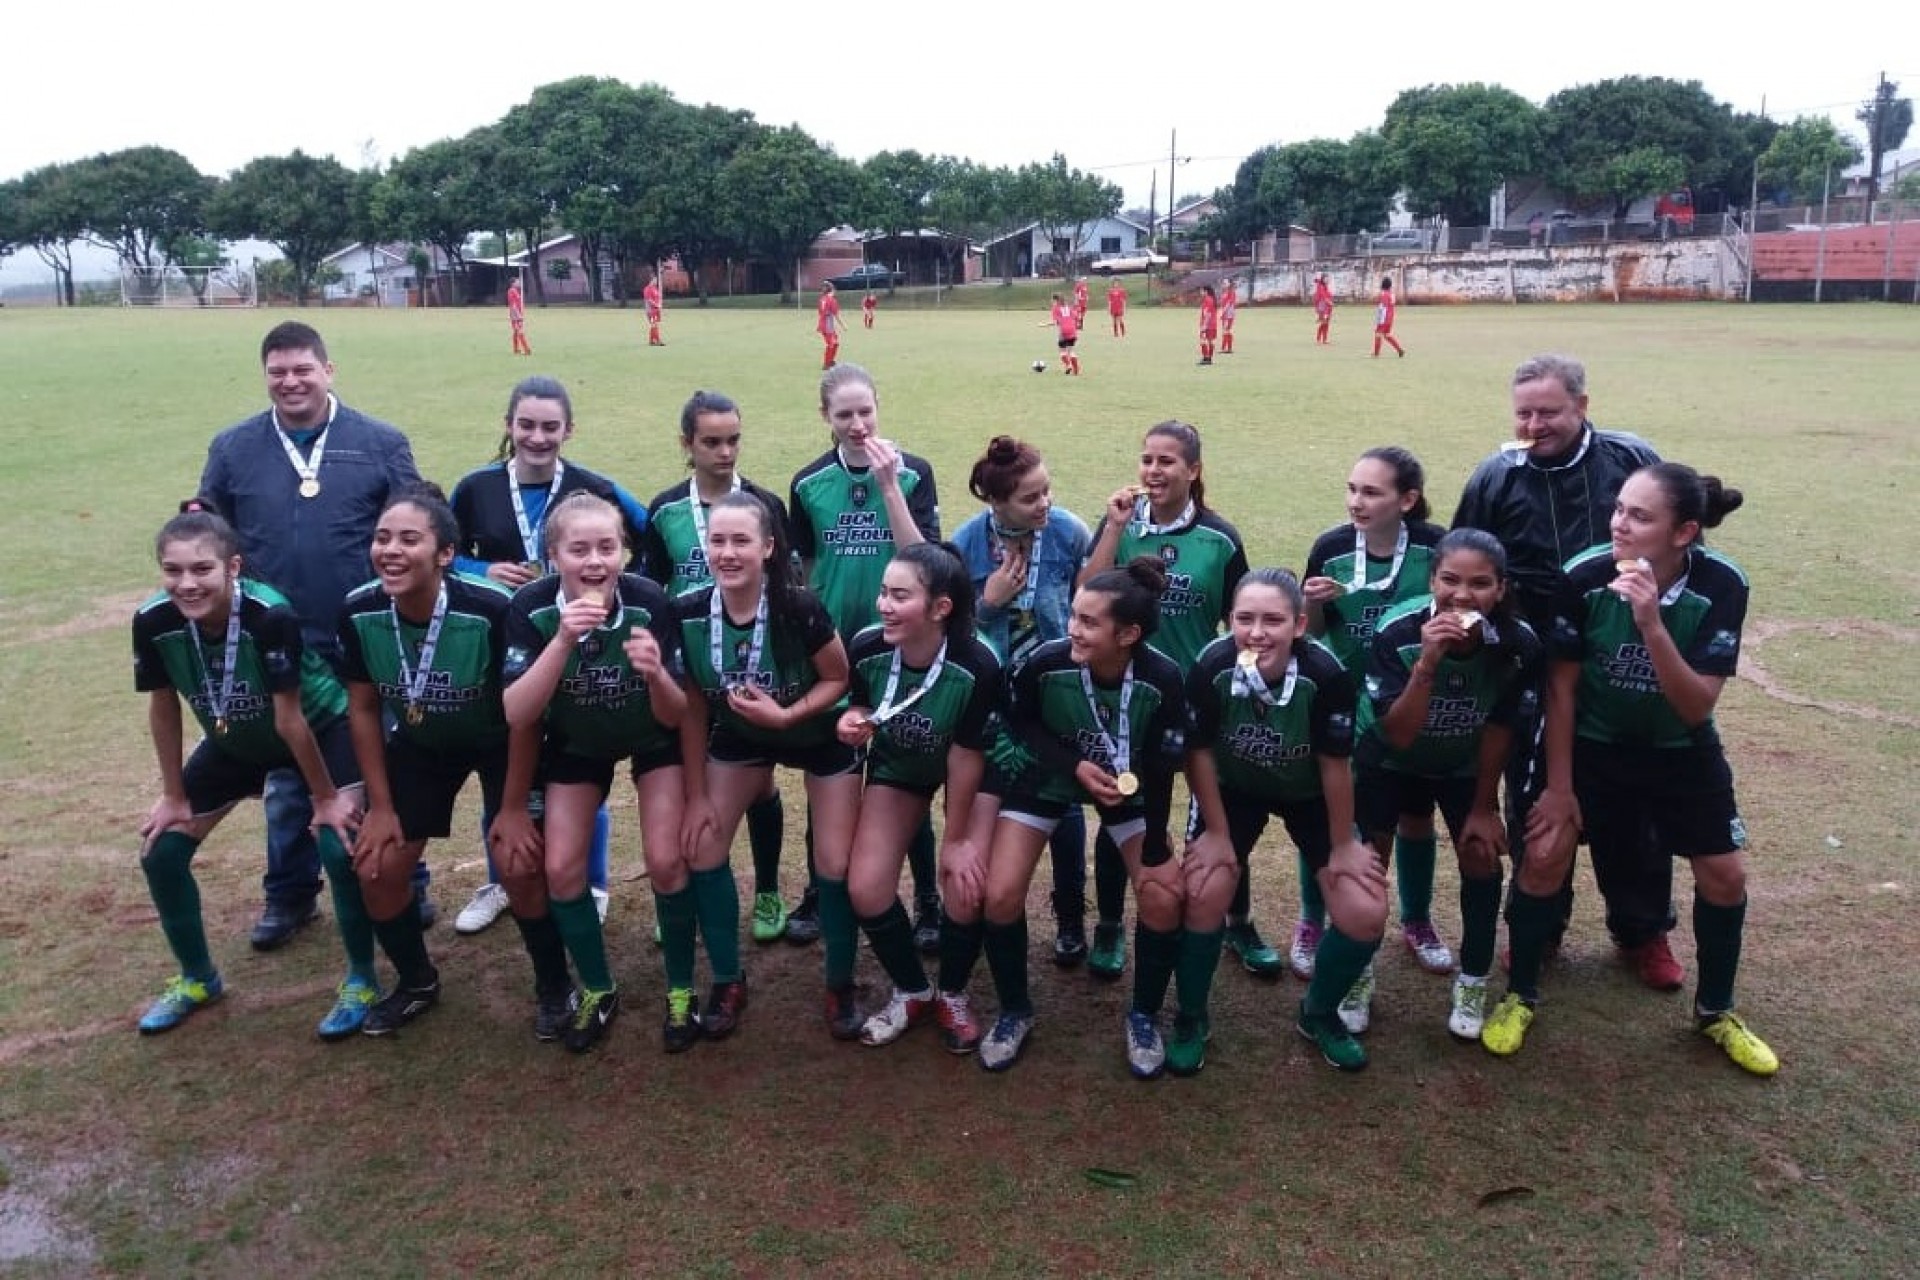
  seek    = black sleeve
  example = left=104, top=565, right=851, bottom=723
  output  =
left=1487, top=624, right=1544, bottom=729
left=797, top=591, right=838, bottom=659
left=1303, top=526, right=1342, bottom=579
left=1219, top=538, right=1249, bottom=625
left=501, top=586, right=546, bottom=686
left=252, top=602, right=308, bottom=695
left=638, top=489, right=675, bottom=586
left=1305, top=646, right=1358, bottom=758
left=1683, top=562, right=1747, bottom=678
left=905, top=455, right=940, bottom=541
left=1184, top=645, right=1228, bottom=751
left=1450, top=456, right=1501, bottom=533
left=787, top=477, right=818, bottom=560
left=1366, top=615, right=1416, bottom=720
left=846, top=627, right=884, bottom=706
left=132, top=610, right=172, bottom=693
left=951, top=639, right=1003, bottom=752
left=335, top=600, right=371, bottom=684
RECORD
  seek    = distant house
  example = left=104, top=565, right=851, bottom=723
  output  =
left=981, top=214, right=1153, bottom=278
left=795, top=225, right=981, bottom=291
left=1156, top=196, right=1219, bottom=241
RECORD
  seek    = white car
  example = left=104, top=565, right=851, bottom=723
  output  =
left=1090, top=248, right=1169, bottom=274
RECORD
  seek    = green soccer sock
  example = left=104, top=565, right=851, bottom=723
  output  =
left=550, top=890, right=612, bottom=993
left=1297, top=851, right=1327, bottom=927
left=983, top=917, right=1031, bottom=1015
left=906, top=816, right=938, bottom=904
left=1131, top=922, right=1182, bottom=1017
left=513, top=912, right=572, bottom=994
left=746, top=792, right=785, bottom=895
left=939, top=911, right=986, bottom=995
left=1504, top=888, right=1561, bottom=1002
left=1174, top=926, right=1225, bottom=1020
left=371, top=897, right=435, bottom=988
left=817, top=875, right=857, bottom=990
left=691, top=863, right=743, bottom=983
left=317, top=828, right=377, bottom=981
left=1458, top=871, right=1504, bottom=979
left=141, top=831, right=214, bottom=980
left=1304, top=926, right=1380, bottom=1017
left=655, top=885, right=699, bottom=990
left=1396, top=833, right=1438, bottom=924
left=860, top=900, right=929, bottom=993
left=1693, top=893, right=1747, bottom=1016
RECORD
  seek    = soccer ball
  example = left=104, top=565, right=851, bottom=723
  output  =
left=1031, top=359, right=1047, bottom=373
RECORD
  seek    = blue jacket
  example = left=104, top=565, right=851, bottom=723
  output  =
left=950, top=506, right=1092, bottom=663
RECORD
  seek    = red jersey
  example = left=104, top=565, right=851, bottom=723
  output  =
left=1051, top=302, right=1079, bottom=340
left=1375, top=289, right=1396, bottom=331
left=818, top=292, right=842, bottom=335
left=643, top=280, right=663, bottom=320
left=1198, top=294, right=1218, bottom=337
left=1220, top=282, right=1238, bottom=322
left=1107, top=284, right=1127, bottom=315
left=507, top=281, right=525, bottom=324
left=1313, top=278, right=1334, bottom=317
left=861, top=294, right=877, bottom=315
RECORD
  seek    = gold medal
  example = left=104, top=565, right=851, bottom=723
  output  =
left=1501, top=439, right=1537, bottom=453
left=405, top=704, right=425, bottom=727
left=214, top=717, right=229, bottom=737
left=1114, top=770, right=1140, bottom=797
left=1455, top=609, right=1485, bottom=630
left=523, top=561, right=543, bottom=578
left=1236, top=649, right=1260, bottom=671
left=298, top=477, right=321, bottom=499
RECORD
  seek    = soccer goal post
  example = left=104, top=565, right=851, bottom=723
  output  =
left=120, top=264, right=259, bottom=308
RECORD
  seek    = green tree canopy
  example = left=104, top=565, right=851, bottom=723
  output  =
left=1541, top=77, right=1744, bottom=216
left=208, top=150, right=362, bottom=305
left=1382, top=83, right=1541, bottom=224
left=717, top=125, right=859, bottom=301
left=925, top=156, right=1014, bottom=284
left=1757, top=117, right=1864, bottom=203
left=1857, top=79, right=1914, bottom=204
left=74, top=146, right=212, bottom=279
left=370, top=133, right=495, bottom=288
left=1011, top=154, right=1121, bottom=277
left=9, top=161, right=90, bottom=305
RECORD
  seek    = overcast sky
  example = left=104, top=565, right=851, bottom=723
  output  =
left=4, top=0, right=1913, bottom=284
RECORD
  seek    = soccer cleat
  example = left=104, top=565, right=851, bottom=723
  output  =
left=1480, top=993, right=1536, bottom=1057
left=1448, top=975, right=1489, bottom=1041
left=316, top=975, right=381, bottom=1041
left=913, top=895, right=942, bottom=956
left=138, top=974, right=224, bottom=1035
left=1087, top=920, right=1127, bottom=980
left=937, top=991, right=983, bottom=1054
left=1624, top=935, right=1685, bottom=992
left=977, top=1011, right=1035, bottom=1072
left=534, top=985, right=576, bottom=1043
left=1224, top=919, right=1286, bottom=978
left=1297, top=1003, right=1369, bottom=1072
left=1289, top=919, right=1323, bottom=980
left=860, top=987, right=935, bottom=1046
left=592, top=887, right=610, bottom=925
left=362, top=971, right=441, bottom=1037
left=1165, top=1012, right=1210, bottom=1077
left=749, top=891, right=788, bottom=943
left=1402, top=921, right=1457, bottom=975
left=662, top=987, right=702, bottom=1054
left=1699, top=1012, right=1779, bottom=1077
left=1124, top=1010, right=1166, bottom=1080
left=563, top=987, right=620, bottom=1053
left=1053, top=919, right=1088, bottom=968
left=785, top=886, right=821, bottom=945
left=250, top=898, right=319, bottom=951
left=454, top=883, right=509, bottom=935
left=825, top=984, right=865, bottom=1041
left=1337, top=963, right=1375, bottom=1035
left=702, top=978, right=748, bottom=1039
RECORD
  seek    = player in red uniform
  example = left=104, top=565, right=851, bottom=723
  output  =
left=1072, top=277, right=1089, bottom=329
left=1313, top=273, right=1334, bottom=346
left=507, top=277, right=531, bottom=356
left=1107, top=281, right=1128, bottom=337
left=1372, top=276, right=1404, bottom=358
left=818, top=282, right=843, bottom=369
left=1197, top=284, right=1219, bottom=366
left=1042, top=294, right=1082, bottom=375
left=861, top=292, right=877, bottom=329
left=643, top=275, right=665, bottom=347
left=1219, top=278, right=1238, bottom=354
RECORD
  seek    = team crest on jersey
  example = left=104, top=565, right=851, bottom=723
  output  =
left=849, top=482, right=870, bottom=508
left=503, top=645, right=531, bottom=676
left=1159, top=544, right=1180, bottom=567
left=1707, top=630, right=1739, bottom=658
left=578, top=634, right=604, bottom=660
left=1729, top=816, right=1748, bottom=848
left=263, top=647, right=294, bottom=678
left=1443, top=671, right=1469, bottom=694
left=733, top=638, right=752, bottom=666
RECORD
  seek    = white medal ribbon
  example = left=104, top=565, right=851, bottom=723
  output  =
left=1080, top=661, right=1135, bottom=776
left=1349, top=524, right=1409, bottom=593
left=507, top=459, right=565, bottom=566
left=687, top=474, right=745, bottom=576
left=273, top=421, right=330, bottom=495
left=868, top=641, right=947, bottom=726
left=390, top=583, right=449, bottom=723
left=1235, top=653, right=1298, bottom=709
left=990, top=520, right=1046, bottom=610
left=188, top=591, right=244, bottom=729
left=711, top=583, right=768, bottom=690
left=1131, top=496, right=1195, bottom=537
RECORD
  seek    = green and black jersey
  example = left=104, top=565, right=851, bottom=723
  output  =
left=1548, top=545, right=1747, bottom=750
left=788, top=449, right=940, bottom=639
left=337, top=573, right=512, bottom=755
left=1355, top=596, right=1542, bottom=777
left=1088, top=508, right=1248, bottom=669
left=677, top=585, right=841, bottom=748
left=1005, top=639, right=1187, bottom=810
left=1304, top=519, right=1445, bottom=671
left=502, top=573, right=681, bottom=760
left=639, top=478, right=790, bottom=597
left=133, top=579, right=347, bottom=765
left=846, top=625, right=1002, bottom=791
left=1186, top=634, right=1355, bottom=805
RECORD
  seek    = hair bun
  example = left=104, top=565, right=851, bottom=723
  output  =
left=986, top=435, right=1020, bottom=464
left=1702, top=476, right=1744, bottom=528
left=1124, top=555, right=1168, bottom=595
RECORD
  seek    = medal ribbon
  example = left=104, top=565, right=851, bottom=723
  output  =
left=187, top=591, right=244, bottom=729
left=710, top=583, right=768, bottom=689
left=390, top=584, right=449, bottom=723
left=1235, top=653, right=1298, bottom=708
left=1131, top=496, right=1195, bottom=537
left=1079, top=661, right=1135, bottom=776
left=687, top=474, right=744, bottom=580
left=507, top=459, right=566, bottom=565
left=869, top=641, right=947, bottom=726
left=1349, top=524, right=1409, bottom=593
left=991, top=522, right=1046, bottom=610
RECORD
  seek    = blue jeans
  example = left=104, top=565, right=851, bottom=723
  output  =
left=264, top=768, right=429, bottom=907
left=481, top=805, right=611, bottom=891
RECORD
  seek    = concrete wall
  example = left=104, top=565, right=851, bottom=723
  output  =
left=1239, top=238, right=1740, bottom=306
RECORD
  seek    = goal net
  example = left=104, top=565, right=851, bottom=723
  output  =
left=120, top=264, right=259, bottom=308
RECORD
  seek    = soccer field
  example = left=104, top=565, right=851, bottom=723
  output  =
left=1, top=299, right=1916, bottom=1275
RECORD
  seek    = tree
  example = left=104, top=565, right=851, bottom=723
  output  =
left=924, top=157, right=1013, bottom=286
left=1011, top=154, right=1121, bottom=278
left=649, top=103, right=760, bottom=303
left=1541, top=77, right=1744, bottom=217
left=74, top=147, right=212, bottom=297
left=717, top=125, right=859, bottom=301
left=371, top=133, right=495, bottom=300
left=1382, top=84, right=1542, bottom=224
left=1857, top=78, right=1914, bottom=209
left=1757, top=117, right=1864, bottom=204
left=856, top=149, right=940, bottom=287
left=208, top=151, right=362, bottom=305
left=10, top=162, right=89, bottom=305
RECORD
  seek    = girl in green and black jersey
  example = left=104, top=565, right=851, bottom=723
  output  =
left=677, top=492, right=859, bottom=1044
left=1186, top=570, right=1389, bottom=1074
left=337, top=488, right=515, bottom=1039
left=1081, top=420, right=1248, bottom=981
left=130, top=508, right=362, bottom=1037
left=640, top=390, right=792, bottom=944
left=1354, top=530, right=1541, bottom=1048
left=1493, top=464, right=1776, bottom=1077
left=1301, top=447, right=1452, bottom=983
left=499, top=493, right=688, bottom=1054
left=837, top=544, right=1003, bottom=1052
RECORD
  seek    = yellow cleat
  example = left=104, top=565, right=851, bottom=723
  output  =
left=1700, top=1013, right=1779, bottom=1077
left=1480, top=993, right=1535, bottom=1057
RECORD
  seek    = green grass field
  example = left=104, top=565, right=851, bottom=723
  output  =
left=1, top=297, right=1917, bottom=1276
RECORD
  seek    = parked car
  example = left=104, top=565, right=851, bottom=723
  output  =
left=1366, top=227, right=1429, bottom=252
left=828, top=263, right=906, bottom=290
left=1089, top=248, right=1169, bottom=274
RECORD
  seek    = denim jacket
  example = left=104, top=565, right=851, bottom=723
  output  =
left=950, top=506, right=1092, bottom=665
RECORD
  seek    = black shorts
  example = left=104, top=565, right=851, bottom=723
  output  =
left=543, top=743, right=681, bottom=800
left=1575, top=738, right=1745, bottom=860
left=1194, top=789, right=1337, bottom=872
left=385, top=736, right=507, bottom=841
left=183, top=719, right=359, bottom=817
left=1057, top=336, right=1077, bottom=351
left=708, top=726, right=859, bottom=778
left=1354, top=763, right=1475, bottom=846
